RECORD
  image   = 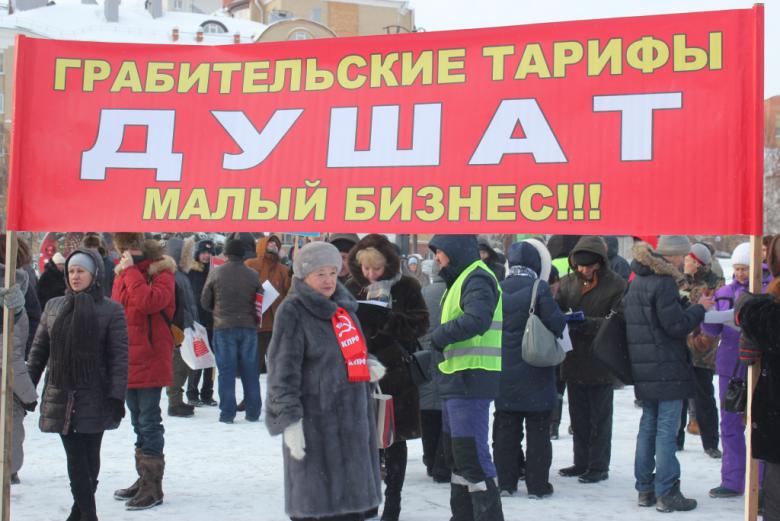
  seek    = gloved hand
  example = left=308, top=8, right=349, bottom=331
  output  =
left=284, top=419, right=306, bottom=460
left=22, top=400, right=37, bottom=413
left=109, top=398, right=126, bottom=423
left=0, top=284, right=25, bottom=312
left=368, top=358, right=386, bottom=383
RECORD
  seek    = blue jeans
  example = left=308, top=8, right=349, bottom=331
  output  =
left=635, top=399, right=683, bottom=497
left=126, top=388, right=164, bottom=456
left=213, top=327, right=261, bottom=422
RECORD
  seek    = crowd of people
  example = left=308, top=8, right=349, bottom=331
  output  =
left=0, top=231, right=778, bottom=521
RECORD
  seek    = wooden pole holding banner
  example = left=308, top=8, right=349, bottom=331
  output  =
left=744, top=5, right=764, bottom=521
left=0, top=231, right=18, bottom=521
left=744, top=235, right=763, bottom=521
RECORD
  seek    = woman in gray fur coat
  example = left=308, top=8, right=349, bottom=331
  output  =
left=265, top=242, right=384, bottom=521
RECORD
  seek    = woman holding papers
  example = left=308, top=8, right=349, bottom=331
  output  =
left=702, top=242, right=772, bottom=499
left=346, top=234, right=429, bottom=521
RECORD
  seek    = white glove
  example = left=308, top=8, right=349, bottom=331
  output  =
left=368, top=358, right=386, bottom=383
left=283, top=419, right=306, bottom=460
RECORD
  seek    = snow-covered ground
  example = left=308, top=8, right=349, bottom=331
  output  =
left=13, top=379, right=745, bottom=521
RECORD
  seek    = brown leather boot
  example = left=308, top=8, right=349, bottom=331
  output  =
left=113, top=448, right=142, bottom=500
left=125, top=454, right=165, bottom=510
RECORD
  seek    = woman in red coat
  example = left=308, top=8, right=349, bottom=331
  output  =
left=110, top=233, right=176, bottom=511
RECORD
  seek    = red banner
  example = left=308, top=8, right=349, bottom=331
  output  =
left=6, top=7, right=763, bottom=234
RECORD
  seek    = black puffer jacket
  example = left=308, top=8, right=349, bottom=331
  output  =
left=624, top=242, right=705, bottom=401
left=28, top=249, right=129, bottom=434
left=738, top=294, right=780, bottom=463
left=345, top=234, right=429, bottom=441
left=428, top=235, right=501, bottom=400
left=557, top=236, right=626, bottom=385
left=604, top=236, right=631, bottom=281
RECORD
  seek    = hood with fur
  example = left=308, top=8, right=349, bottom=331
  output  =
left=165, top=237, right=195, bottom=274
left=347, top=234, right=401, bottom=286
left=630, top=241, right=684, bottom=282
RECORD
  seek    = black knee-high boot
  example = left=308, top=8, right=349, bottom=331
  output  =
left=381, top=442, right=407, bottom=521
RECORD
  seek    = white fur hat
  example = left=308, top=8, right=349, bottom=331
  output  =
left=731, top=242, right=751, bottom=268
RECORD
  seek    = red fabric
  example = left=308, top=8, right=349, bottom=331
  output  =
left=331, top=307, right=369, bottom=382
left=112, top=259, right=175, bottom=389
left=5, top=7, right=764, bottom=236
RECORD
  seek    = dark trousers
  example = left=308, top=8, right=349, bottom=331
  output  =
left=258, top=331, right=272, bottom=374
left=421, top=409, right=451, bottom=480
left=492, top=410, right=552, bottom=496
left=550, top=374, right=566, bottom=429
left=126, top=387, right=164, bottom=456
left=187, top=368, right=214, bottom=401
left=693, top=367, right=719, bottom=450
left=765, top=461, right=780, bottom=521
left=61, top=432, right=103, bottom=520
left=567, top=382, right=613, bottom=472
left=381, top=441, right=407, bottom=512
left=166, top=347, right=190, bottom=406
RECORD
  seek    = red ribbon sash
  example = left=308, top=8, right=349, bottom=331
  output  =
left=331, top=307, right=370, bottom=382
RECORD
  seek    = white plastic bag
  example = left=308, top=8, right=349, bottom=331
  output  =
left=180, top=322, right=216, bottom=370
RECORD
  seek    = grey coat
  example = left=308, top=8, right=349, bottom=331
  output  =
left=265, top=278, right=382, bottom=519
left=0, top=267, right=37, bottom=405
left=28, top=250, right=129, bottom=434
left=200, top=257, right=262, bottom=331
left=419, top=276, right=446, bottom=410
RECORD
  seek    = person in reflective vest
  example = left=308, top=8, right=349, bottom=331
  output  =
left=428, top=234, right=504, bottom=521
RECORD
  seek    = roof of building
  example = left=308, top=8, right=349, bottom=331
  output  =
left=0, top=0, right=266, bottom=44
left=260, top=0, right=409, bottom=11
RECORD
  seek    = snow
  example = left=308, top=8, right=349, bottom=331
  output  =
left=12, top=379, right=745, bottom=521
left=0, top=0, right=266, bottom=44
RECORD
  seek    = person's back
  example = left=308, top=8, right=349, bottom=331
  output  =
left=623, top=237, right=712, bottom=513
left=201, top=239, right=262, bottom=424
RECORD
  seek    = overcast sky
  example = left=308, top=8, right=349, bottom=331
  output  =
left=411, top=0, right=779, bottom=97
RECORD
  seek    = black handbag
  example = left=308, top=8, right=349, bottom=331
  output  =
left=724, top=360, right=747, bottom=414
left=592, top=308, right=634, bottom=385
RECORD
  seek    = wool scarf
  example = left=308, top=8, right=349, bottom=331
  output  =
left=49, top=290, right=102, bottom=389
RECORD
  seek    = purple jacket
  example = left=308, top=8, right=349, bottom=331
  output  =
left=702, top=266, right=772, bottom=376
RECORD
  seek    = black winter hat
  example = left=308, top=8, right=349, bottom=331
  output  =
left=224, top=239, right=245, bottom=258
left=196, top=239, right=215, bottom=257
left=572, top=250, right=602, bottom=267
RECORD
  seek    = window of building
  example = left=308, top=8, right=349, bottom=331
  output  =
left=0, top=51, right=4, bottom=75
left=775, top=119, right=780, bottom=140
left=310, top=7, right=321, bottom=22
left=269, top=9, right=293, bottom=23
left=0, top=91, right=4, bottom=115
left=289, top=29, right=313, bottom=40
left=201, top=20, right=228, bottom=33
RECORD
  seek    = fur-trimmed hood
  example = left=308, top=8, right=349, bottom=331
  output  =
left=165, top=237, right=195, bottom=273
left=115, top=255, right=176, bottom=277
left=630, top=241, right=684, bottom=281
left=347, top=234, right=401, bottom=286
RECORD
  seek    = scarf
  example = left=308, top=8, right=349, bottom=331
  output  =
left=331, top=307, right=370, bottom=382
left=49, top=290, right=102, bottom=389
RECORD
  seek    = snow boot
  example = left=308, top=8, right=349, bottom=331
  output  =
left=470, top=479, right=504, bottom=521
left=637, top=490, right=656, bottom=507
left=450, top=483, right=474, bottom=521
left=381, top=442, right=406, bottom=521
left=125, top=454, right=164, bottom=510
left=656, top=481, right=697, bottom=513
left=114, top=449, right=142, bottom=500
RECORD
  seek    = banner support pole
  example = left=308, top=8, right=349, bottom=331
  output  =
left=0, top=231, right=18, bottom=521
left=744, top=235, right=762, bottom=521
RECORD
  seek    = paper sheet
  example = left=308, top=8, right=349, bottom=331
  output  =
left=261, top=280, right=280, bottom=314
left=704, top=309, right=734, bottom=324
left=557, top=324, right=573, bottom=353
left=357, top=300, right=390, bottom=308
